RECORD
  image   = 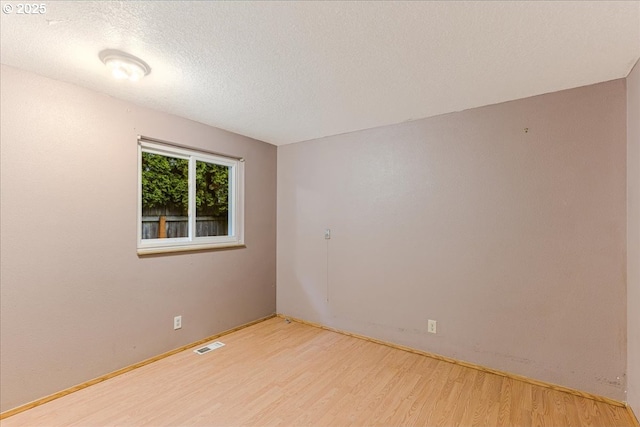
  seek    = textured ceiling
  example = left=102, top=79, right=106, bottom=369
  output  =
left=1, top=1, right=639, bottom=145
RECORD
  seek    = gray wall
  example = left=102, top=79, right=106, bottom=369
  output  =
left=628, top=60, right=640, bottom=413
left=277, top=79, right=628, bottom=400
left=0, top=64, right=277, bottom=412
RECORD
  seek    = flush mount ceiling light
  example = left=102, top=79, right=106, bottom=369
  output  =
left=99, top=49, right=151, bottom=82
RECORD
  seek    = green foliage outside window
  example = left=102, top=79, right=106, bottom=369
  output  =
left=141, top=152, right=229, bottom=217
left=196, top=160, right=229, bottom=216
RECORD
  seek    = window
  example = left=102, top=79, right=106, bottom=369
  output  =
left=137, top=138, right=244, bottom=254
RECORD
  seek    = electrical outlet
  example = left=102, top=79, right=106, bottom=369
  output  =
left=325, top=228, right=331, bottom=239
left=428, top=319, right=437, bottom=334
left=174, top=315, right=182, bottom=330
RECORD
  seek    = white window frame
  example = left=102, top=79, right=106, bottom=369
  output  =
left=137, top=138, right=245, bottom=255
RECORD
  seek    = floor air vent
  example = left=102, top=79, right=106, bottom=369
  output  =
left=193, top=341, right=225, bottom=355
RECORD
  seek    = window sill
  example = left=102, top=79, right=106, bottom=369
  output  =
left=137, top=242, right=245, bottom=256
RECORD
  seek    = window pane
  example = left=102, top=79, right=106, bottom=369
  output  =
left=196, top=160, right=229, bottom=237
left=141, top=152, right=189, bottom=239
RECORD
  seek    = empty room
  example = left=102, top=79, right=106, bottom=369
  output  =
left=1, top=1, right=639, bottom=426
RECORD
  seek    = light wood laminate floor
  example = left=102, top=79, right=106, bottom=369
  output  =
left=2, top=317, right=635, bottom=426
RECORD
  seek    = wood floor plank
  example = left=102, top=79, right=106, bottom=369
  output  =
left=408, top=358, right=456, bottom=426
left=495, top=376, right=513, bottom=427
left=380, top=357, right=441, bottom=426
left=362, top=354, right=424, bottom=425
left=458, top=370, right=488, bottom=426
left=2, top=317, right=636, bottom=427
left=433, top=362, right=476, bottom=426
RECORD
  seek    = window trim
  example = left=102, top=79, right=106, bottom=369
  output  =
left=137, top=138, right=245, bottom=255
